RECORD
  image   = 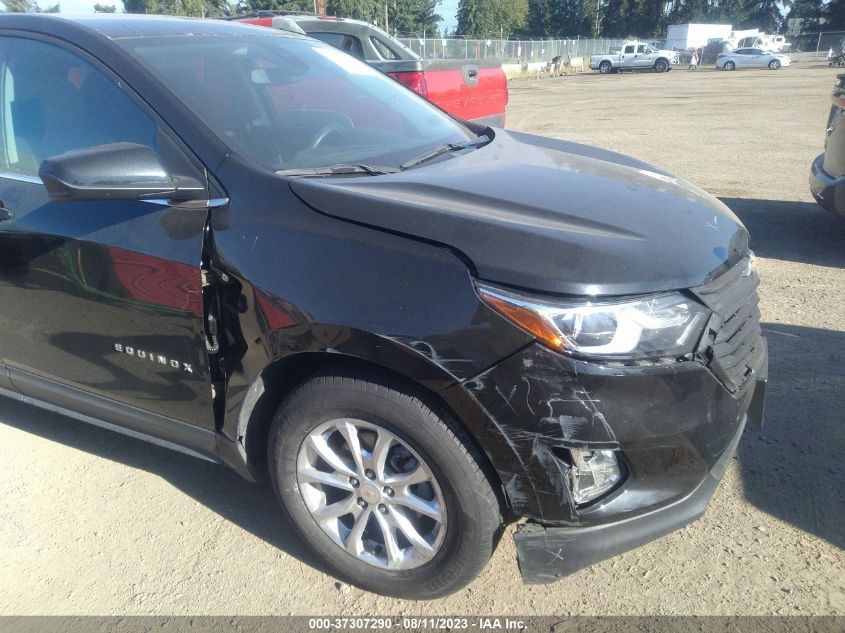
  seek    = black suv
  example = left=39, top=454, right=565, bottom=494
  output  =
left=0, top=15, right=767, bottom=599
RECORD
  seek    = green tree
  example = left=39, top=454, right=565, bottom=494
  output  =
left=94, top=2, right=117, bottom=10
left=785, top=0, right=824, bottom=32
left=390, top=0, right=441, bottom=36
left=124, top=0, right=230, bottom=16
left=324, top=1, right=441, bottom=35
left=2, top=0, right=60, bottom=11
left=527, top=0, right=555, bottom=37
left=456, top=0, right=527, bottom=37
left=737, top=0, right=789, bottom=33
left=825, top=0, right=845, bottom=30
left=2, top=0, right=32, bottom=9
left=326, top=0, right=379, bottom=21
left=529, top=0, right=591, bottom=37
left=236, top=0, right=312, bottom=13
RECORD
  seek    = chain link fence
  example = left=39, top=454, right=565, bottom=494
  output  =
left=395, top=37, right=625, bottom=63
left=396, top=32, right=845, bottom=66
left=785, top=31, right=845, bottom=61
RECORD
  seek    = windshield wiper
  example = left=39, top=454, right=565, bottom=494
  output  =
left=277, top=163, right=399, bottom=177
left=400, top=135, right=491, bottom=171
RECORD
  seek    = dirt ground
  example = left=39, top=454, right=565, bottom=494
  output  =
left=1, top=64, right=843, bottom=617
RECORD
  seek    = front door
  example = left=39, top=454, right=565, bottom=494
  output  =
left=0, top=35, right=215, bottom=429
left=634, top=44, right=653, bottom=68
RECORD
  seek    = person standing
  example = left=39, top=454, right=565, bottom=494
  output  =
left=689, top=49, right=699, bottom=70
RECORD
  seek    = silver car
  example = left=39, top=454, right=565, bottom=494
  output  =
left=716, top=48, right=791, bottom=71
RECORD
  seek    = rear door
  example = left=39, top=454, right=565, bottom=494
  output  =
left=620, top=44, right=636, bottom=68
left=0, top=34, right=216, bottom=430
left=732, top=49, right=750, bottom=67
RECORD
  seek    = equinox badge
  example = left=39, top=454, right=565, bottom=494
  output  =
left=114, top=343, right=194, bottom=374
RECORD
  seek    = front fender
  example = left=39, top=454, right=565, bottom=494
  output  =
left=207, top=155, right=533, bottom=482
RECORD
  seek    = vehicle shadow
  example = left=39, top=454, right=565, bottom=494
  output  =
left=0, top=396, right=332, bottom=575
left=721, top=197, right=845, bottom=268
left=737, top=322, right=845, bottom=549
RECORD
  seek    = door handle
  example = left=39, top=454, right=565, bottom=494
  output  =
left=0, top=205, right=15, bottom=222
left=468, top=69, right=478, bottom=78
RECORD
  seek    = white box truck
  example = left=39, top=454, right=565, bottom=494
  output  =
left=666, top=24, right=733, bottom=50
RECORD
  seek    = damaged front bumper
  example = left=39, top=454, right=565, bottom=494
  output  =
left=514, top=412, right=747, bottom=583
left=447, top=327, right=767, bottom=582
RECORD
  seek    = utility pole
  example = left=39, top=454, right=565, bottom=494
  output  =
left=385, top=3, right=389, bottom=34
left=595, top=0, right=600, bottom=37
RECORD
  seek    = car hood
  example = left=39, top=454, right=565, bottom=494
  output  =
left=289, top=130, right=749, bottom=296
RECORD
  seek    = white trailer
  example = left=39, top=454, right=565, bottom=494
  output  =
left=665, top=24, right=733, bottom=50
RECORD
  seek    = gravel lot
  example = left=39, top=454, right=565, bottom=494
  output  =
left=1, top=64, right=843, bottom=618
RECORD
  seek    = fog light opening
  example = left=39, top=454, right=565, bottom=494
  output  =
left=569, top=448, right=623, bottom=505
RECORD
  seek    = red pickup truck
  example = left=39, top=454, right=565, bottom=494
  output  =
left=235, top=13, right=508, bottom=127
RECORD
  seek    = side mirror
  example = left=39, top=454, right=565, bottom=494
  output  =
left=38, top=142, right=204, bottom=202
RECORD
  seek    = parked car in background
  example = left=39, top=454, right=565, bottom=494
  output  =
left=716, top=48, right=790, bottom=71
left=590, top=40, right=679, bottom=74
left=810, top=73, right=845, bottom=219
left=234, top=12, right=508, bottom=127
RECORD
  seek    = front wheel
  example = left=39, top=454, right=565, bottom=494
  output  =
left=654, top=59, right=669, bottom=73
left=768, top=59, right=781, bottom=70
left=268, top=370, right=502, bottom=599
left=724, top=61, right=736, bottom=71
left=599, top=60, right=613, bottom=74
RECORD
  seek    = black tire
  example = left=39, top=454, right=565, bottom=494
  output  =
left=268, top=369, right=502, bottom=599
left=599, top=60, right=612, bottom=74
left=724, top=61, right=736, bottom=71
left=653, top=59, right=669, bottom=73
left=768, top=59, right=781, bottom=70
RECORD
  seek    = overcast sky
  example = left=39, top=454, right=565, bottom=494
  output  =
left=47, top=0, right=461, bottom=30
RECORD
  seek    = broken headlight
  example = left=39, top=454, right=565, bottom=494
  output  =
left=478, top=284, right=709, bottom=360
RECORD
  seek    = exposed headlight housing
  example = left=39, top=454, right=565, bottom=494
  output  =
left=569, top=448, right=622, bottom=504
left=478, top=284, right=709, bottom=360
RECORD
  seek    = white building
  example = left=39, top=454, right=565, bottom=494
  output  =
left=665, top=24, right=733, bottom=50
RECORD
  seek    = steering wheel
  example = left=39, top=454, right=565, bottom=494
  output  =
left=309, top=123, right=350, bottom=150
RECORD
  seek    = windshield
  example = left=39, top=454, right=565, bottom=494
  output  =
left=121, top=34, right=475, bottom=172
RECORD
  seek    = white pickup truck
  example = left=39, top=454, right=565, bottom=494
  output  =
left=590, top=41, right=679, bottom=74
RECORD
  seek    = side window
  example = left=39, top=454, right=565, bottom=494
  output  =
left=371, top=37, right=400, bottom=60
left=0, top=37, right=157, bottom=177
left=308, top=32, right=364, bottom=60
left=636, top=45, right=647, bottom=54
left=624, top=45, right=635, bottom=54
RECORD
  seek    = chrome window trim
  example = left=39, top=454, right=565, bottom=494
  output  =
left=0, top=170, right=42, bottom=185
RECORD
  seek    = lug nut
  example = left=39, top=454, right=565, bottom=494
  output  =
left=349, top=477, right=359, bottom=487
left=383, top=486, right=394, bottom=497
left=364, top=469, right=376, bottom=480
left=357, top=498, right=367, bottom=509
left=378, top=504, right=388, bottom=514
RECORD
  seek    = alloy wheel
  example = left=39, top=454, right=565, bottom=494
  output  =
left=296, top=418, right=447, bottom=570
